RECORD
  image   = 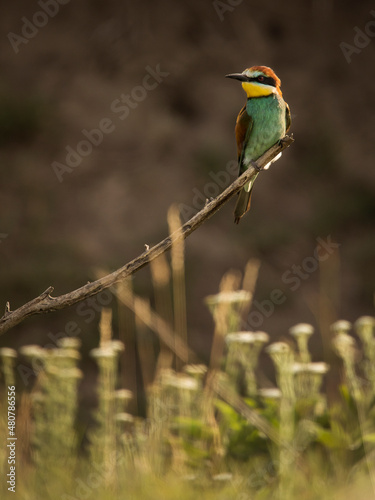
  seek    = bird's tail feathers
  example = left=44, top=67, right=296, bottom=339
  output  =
left=234, top=176, right=257, bottom=224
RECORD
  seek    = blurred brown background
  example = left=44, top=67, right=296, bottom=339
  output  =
left=0, top=1, right=374, bottom=383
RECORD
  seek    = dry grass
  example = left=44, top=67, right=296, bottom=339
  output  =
left=0, top=218, right=374, bottom=499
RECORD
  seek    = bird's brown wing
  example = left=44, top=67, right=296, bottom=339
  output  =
left=285, top=102, right=291, bottom=134
left=235, top=104, right=253, bottom=175
left=233, top=105, right=255, bottom=223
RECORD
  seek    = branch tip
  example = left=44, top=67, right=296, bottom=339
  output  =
left=41, top=286, right=54, bottom=299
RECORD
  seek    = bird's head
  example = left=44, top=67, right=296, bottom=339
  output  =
left=226, top=65, right=282, bottom=98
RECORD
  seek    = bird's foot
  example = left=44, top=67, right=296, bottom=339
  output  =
left=278, top=135, right=294, bottom=147
left=250, top=160, right=262, bottom=172
left=278, top=137, right=288, bottom=147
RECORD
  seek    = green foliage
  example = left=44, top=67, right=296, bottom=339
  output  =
left=0, top=295, right=374, bottom=499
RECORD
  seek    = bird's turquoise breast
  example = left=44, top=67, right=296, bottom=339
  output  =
left=243, top=94, right=286, bottom=164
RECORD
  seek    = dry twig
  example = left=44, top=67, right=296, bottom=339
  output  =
left=0, top=136, right=294, bottom=335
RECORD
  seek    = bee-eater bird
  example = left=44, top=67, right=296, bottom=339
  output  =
left=226, top=66, right=291, bottom=224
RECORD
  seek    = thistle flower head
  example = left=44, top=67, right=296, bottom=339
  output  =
left=115, top=412, right=134, bottom=423
left=266, top=342, right=293, bottom=370
left=183, top=364, right=207, bottom=381
left=205, top=290, right=251, bottom=308
left=57, top=337, right=81, bottom=350
left=205, top=290, right=251, bottom=333
left=306, top=362, right=330, bottom=374
left=289, top=323, right=314, bottom=338
left=289, top=324, right=314, bottom=362
left=330, top=320, right=352, bottom=335
left=19, top=345, right=46, bottom=360
left=225, top=331, right=269, bottom=345
left=253, top=331, right=270, bottom=344
left=110, top=340, right=125, bottom=353
left=354, top=316, right=375, bottom=344
left=160, top=370, right=199, bottom=391
left=266, top=342, right=291, bottom=355
left=115, top=389, right=133, bottom=401
left=0, top=348, right=17, bottom=359
left=168, top=375, right=199, bottom=391
left=292, top=362, right=329, bottom=374
left=226, top=331, right=257, bottom=345
left=52, top=349, right=81, bottom=361
left=115, top=389, right=133, bottom=413
left=332, top=332, right=356, bottom=362
left=292, top=362, right=307, bottom=374
left=90, top=346, right=118, bottom=359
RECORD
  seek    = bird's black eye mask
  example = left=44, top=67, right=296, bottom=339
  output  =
left=247, top=75, right=276, bottom=87
left=225, top=73, right=277, bottom=88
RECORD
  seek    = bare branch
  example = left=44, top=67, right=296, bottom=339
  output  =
left=0, top=136, right=294, bottom=335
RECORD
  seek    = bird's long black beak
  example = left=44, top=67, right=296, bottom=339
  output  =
left=225, top=73, right=248, bottom=82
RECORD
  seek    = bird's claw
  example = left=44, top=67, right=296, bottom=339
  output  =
left=278, top=135, right=294, bottom=147
left=250, top=160, right=262, bottom=172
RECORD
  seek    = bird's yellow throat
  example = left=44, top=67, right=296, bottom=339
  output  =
left=241, top=81, right=274, bottom=98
